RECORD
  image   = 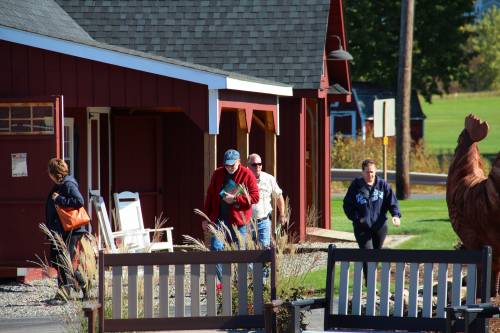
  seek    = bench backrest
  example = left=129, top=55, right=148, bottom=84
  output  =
left=97, top=248, right=276, bottom=332
left=324, top=245, right=492, bottom=332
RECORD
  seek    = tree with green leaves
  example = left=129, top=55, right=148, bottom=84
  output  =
left=466, top=6, right=500, bottom=91
left=345, top=0, right=475, bottom=102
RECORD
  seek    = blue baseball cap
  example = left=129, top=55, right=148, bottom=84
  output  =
left=224, top=149, right=240, bottom=165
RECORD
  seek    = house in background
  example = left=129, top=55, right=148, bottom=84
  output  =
left=330, top=81, right=425, bottom=142
left=58, top=0, right=352, bottom=241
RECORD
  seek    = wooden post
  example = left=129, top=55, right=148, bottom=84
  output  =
left=264, top=111, right=278, bottom=234
left=203, top=132, right=217, bottom=246
left=396, top=0, right=414, bottom=199
left=382, top=101, right=388, bottom=181
left=236, top=109, right=249, bottom=161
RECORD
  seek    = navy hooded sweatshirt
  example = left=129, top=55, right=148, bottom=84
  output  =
left=343, top=176, right=401, bottom=230
left=45, top=175, right=86, bottom=237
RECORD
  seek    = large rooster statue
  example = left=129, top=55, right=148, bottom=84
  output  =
left=446, top=114, right=500, bottom=296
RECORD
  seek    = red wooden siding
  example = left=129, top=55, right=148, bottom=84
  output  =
left=277, top=97, right=306, bottom=241
left=0, top=41, right=208, bottom=131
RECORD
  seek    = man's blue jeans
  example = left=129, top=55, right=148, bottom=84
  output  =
left=210, top=218, right=246, bottom=281
left=251, top=217, right=271, bottom=248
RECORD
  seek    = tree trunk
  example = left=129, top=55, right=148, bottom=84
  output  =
left=396, top=0, right=415, bottom=200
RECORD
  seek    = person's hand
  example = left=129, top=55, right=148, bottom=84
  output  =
left=359, top=217, right=366, bottom=224
left=465, top=114, right=489, bottom=142
left=223, top=193, right=236, bottom=204
left=52, top=192, right=59, bottom=200
left=201, top=220, right=208, bottom=232
left=278, top=214, right=287, bottom=225
left=392, top=216, right=401, bottom=227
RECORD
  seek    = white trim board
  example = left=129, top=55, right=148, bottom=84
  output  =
left=0, top=26, right=292, bottom=97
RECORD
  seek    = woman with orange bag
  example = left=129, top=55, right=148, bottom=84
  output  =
left=45, top=158, right=88, bottom=302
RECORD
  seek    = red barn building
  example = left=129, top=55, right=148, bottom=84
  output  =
left=0, top=0, right=352, bottom=277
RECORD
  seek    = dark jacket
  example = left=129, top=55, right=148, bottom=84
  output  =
left=343, top=176, right=401, bottom=230
left=204, top=165, right=259, bottom=226
left=45, top=175, right=86, bottom=237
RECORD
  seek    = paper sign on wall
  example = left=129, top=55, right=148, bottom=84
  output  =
left=11, top=153, right=28, bottom=177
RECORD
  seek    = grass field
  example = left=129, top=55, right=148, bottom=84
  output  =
left=421, top=93, right=500, bottom=155
left=331, top=197, right=458, bottom=250
left=300, top=198, right=459, bottom=291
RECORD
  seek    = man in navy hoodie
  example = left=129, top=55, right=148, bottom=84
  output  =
left=343, top=159, right=401, bottom=250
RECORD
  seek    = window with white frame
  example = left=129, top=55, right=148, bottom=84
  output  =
left=64, top=118, right=75, bottom=176
left=0, top=103, right=54, bottom=134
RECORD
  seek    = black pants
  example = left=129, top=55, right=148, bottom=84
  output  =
left=50, top=232, right=85, bottom=290
left=353, top=222, right=388, bottom=249
left=353, top=223, right=388, bottom=285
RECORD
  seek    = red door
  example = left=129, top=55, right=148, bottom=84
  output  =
left=112, top=114, right=163, bottom=230
left=0, top=96, right=63, bottom=266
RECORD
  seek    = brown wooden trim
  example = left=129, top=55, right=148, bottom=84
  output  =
left=103, top=249, right=273, bottom=267
left=104, top=315, right=265, bottom=331
left=330, top=247, right=485, bottom=264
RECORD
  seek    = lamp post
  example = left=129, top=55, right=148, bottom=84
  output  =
left=327, top=35, right=353, bottom=61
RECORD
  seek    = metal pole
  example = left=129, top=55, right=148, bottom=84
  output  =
left=382, top=101, right=388, bottom=181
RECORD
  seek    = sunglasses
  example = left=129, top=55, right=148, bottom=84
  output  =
left=251, top=163, right=262, bottom=167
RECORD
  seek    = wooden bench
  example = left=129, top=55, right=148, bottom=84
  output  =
left=288, top=245, right=492, bottom=333
left=84, top=248, right=278, bottom=333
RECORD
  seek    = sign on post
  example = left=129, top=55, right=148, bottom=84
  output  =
left=373, top=98, right=395, bottom=181
left=374, top=99, right=395, bottom=138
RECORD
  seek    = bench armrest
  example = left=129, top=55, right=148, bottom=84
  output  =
left=446, top=303, right=499, bottom=333
left=285, top=298, right=326, bottom=333
left=83, top=303, right=102, bottom=333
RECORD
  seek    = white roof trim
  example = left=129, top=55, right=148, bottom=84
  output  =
left=0, top=26, right=292, bottom=96
left=226, top=77, right=293, bottom=96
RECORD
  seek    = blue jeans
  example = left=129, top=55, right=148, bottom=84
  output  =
left=211, top=218, right=247, bottom=281
left=251, top=217, right=271, bottom=248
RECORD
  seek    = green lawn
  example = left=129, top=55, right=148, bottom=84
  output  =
left=300, top=198, right=459, bottom=292
left=331, top=197, right=458, bottom=250
left=421, top=94, right=500, bottom=155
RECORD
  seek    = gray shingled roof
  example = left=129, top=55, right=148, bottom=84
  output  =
left=0, top=0, right=93, bottom=44
left=0, top=0, right=291, bottom=90
left=57, top=0, right=331, bottom=89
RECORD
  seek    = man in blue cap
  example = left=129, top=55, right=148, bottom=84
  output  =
left=203, top=149, right=259, bottom=251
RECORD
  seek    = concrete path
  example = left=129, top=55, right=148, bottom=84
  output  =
left=0, top=317, right=67, bottom=333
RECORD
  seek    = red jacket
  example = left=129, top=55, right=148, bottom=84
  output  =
left=204, top=165, right=259, bottom=226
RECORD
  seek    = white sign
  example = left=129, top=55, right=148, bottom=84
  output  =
left=11, top=153, right=28, bottom=177
left=373, top=98, right=396, bottom=138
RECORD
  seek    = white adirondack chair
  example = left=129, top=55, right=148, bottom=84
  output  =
left=113, top=191, right=174, bottom=252
left=92, top=196, right=149, bottom=253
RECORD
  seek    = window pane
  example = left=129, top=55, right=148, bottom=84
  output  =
left=0, top=120, right=9, bottom=132
left=33, top=118, right=53, bottom=133
left=11, top=119, right=31, bottom=132
left=11, top=107, right=30, bottom=118
left=0, top=107, right=9, bottom=118
left=33, top=106, right=53, bottom=118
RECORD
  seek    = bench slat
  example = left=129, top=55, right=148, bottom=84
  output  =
left=408, top=263, right=419, bottom=317
left=159, top=265, right=169, bottom=317
left=222, top=263, right=232, bottom=316
left=238, top=263, right=248, bottom=315
left=253, top=263, right=264, bottom=315
left=393, top=262, right=405, bottom=317
left=128, top=266, right=138, bottom=319
left=366, top=262, right=377, bottom=316
left=112, top=266, right=122, bottom=319
left=327, top=257, right=336, bottom=315
left=466, top=264, right=477, bottom=305
left=175, top=265, right=185, bottom=317
left=206, top=264, right=216, bottom=316
left=436, top=263, right=449, bottom=318
left=144, top=265, right=153, bottom=318
left=379, top=262, right=391, bottom=317
left=423, top=263, right=433, bottom=318
left=451, top=264, right=462, bottom=306
left=191, top=264, right=200, bottom=317
left=338, top=261, right=350, bottom=315
left=351, top=262, right=363, bottom=315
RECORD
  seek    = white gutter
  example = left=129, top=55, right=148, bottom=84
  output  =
left=0, top=26, right=293, bottom=97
